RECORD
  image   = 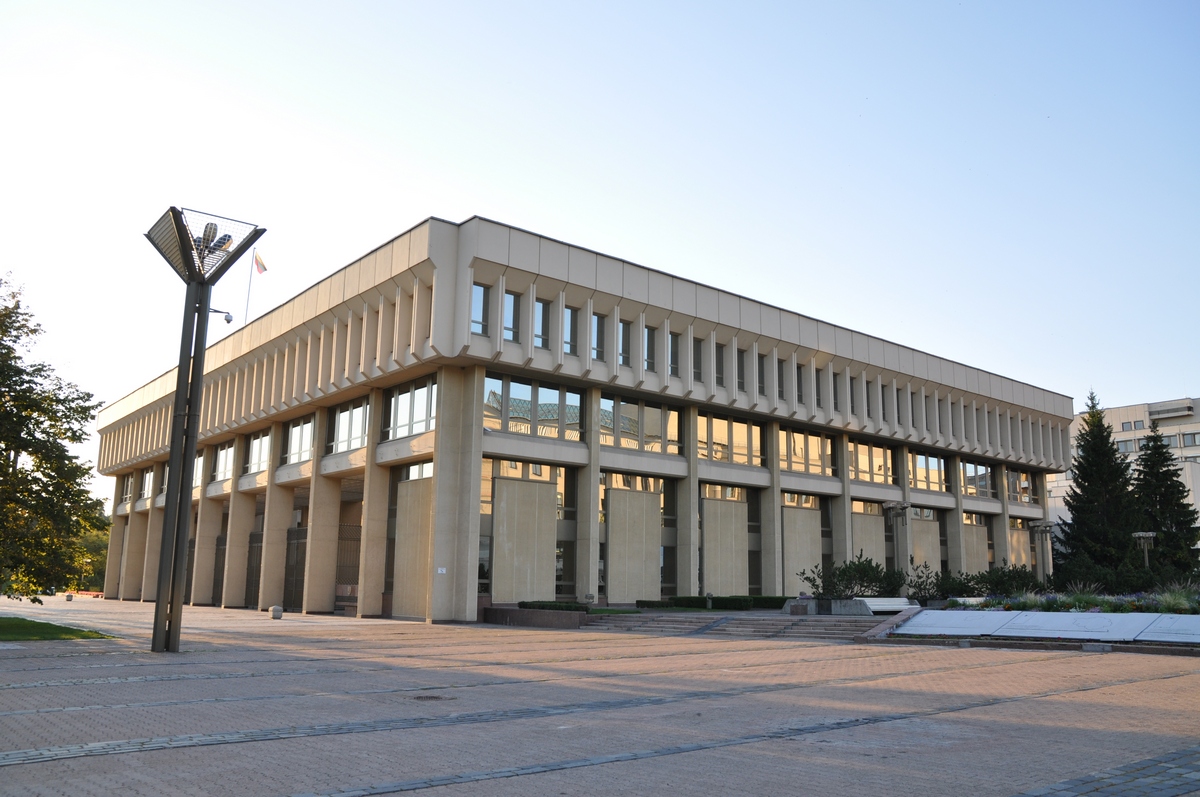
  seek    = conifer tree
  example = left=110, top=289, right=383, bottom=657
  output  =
left=1056, top=392, right=1140, bottom=571
left=1133, top=422, right=1200, bottom=574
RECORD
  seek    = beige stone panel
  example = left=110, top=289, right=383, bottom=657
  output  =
left=963, top=525, right=989, bottom=573
left=190, top=496, right=223, bottom=606
left=781, top=506, right=822, bottom=596
left=119, top=511, right=148, bottom=601
left=850, top=514, right=886, bottom=564
left=701, top=498, right=748, bottom=596
left=303, top=471, right=341, bottom=613
left=911, top=519, right=941, bottom=570
left=606, top=489, right=661, bottom=604
left=391, top=477, right=433, bottom=619
left=492, top=478, right=557, bottom=604
left=222, top=487, right=256, bottom=608
left=1008, top=528, right=1032, bottom=568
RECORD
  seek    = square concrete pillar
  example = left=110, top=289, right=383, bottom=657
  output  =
left=945, top=455, right=967, bottom=574
left=258, top=422, right=291, bottom=610
left=222, top=435, right=255, bottom=608
left=675, top=406, right=701, bottom=596
left=305, top=409, right=340, bottom=614
left=357, top=388, right=390, bottom=618
left=190, top=448, right=220, bottom=605
left=575, top=386, right=602, bottom=601
left=428, top=365, right=485, bottom=622
left=119, top=510, right=148, bottom=601
left=830, top=434, right=852, bottom=564
left=141, top=463, right=165, bottom=601
left=995, top=465, right=1013, bottom=567
left=760, top=421, right=784, bottom=596
left=103, top=478, right=124, bottom=598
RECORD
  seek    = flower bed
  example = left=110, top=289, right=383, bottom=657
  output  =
left=945, top=588, right=1199, bottom=614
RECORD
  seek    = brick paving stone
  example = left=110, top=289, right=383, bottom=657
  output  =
left=1, top=597, right=1198, bottom=797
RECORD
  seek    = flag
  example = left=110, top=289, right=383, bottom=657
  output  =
left=253, top=251, right=267, bottom=274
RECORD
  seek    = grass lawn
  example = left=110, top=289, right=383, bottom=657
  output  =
left=0, top=616, right=111, bottom=641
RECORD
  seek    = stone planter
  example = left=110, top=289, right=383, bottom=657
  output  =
left=786, top=598, right=874, bottom=616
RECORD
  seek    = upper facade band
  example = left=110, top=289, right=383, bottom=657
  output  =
left=97, top=216, right=1073, bottom=475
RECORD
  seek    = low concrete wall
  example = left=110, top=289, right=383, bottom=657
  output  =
left=482, top=607, right=589, bottom=629
left=786, top=598, right=874, bottom=616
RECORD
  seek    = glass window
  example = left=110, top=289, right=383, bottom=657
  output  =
left=1134, top=420, right=1145, bottom=430
left=777, top=358, right=785, bottom=400
left=814, top=368, right=823, bottom=409
left=563, top=389, right=583, bottom=441
left=599, top=395, right=615, bottom=446
left=715, top=344, right=726, bottom=387
left=1116, top=439, right=1136, bottom=454
left=736, top=349, right=746, bottom=392
left=846, top=440, right=894, bottom=484
left=140, top=467, right=153, bottom=499
left=697, top=413, right=764, bottom=466
left=963, top=512, right=987, bottom=526
left=211, top=442, right=235, bottom=481
left=245, top=430, right=271, bottom=474
left=668, top=332, right=680, bottom=377
left=796, top=364, right=804, bottom=404
left=483, top=375, right=504, bottom=431
left=619, top=399, right=639, bottom=449
left=329, top=398, right=370, bottom=454
left=471, top=284, right=489, bottom=336
left=283, top=416, right=314, bottom=464
left=758, top=354, right=767, bottom=396
left=1121, top=421, right=1132, bottom=432
left=711, top=416, right=729, bottom=462
left=849, top=377, right=858, bottom=416
left=503, top=292, right=521, bottom=343
left=507, top=378, right=533, bottom=435
left=644, top=326, right=657, bottom=372
left=851, top=500, right=882, bottom=515
left=908, top=451, right=947, bottom=491
left=534, top=298, right=551, bottom=349
left=1006, top=469, right=1039, bottom=504
left=783, top=492, right=820, bottom=509
left=960, top=461, right=995, bottom=498
left=832, top=372, right=840, bottom=412
left=592, top=314, right=606, bottom=361
left=537, top=385, right=561, bottom=438
left=618, top=320, right=632, bottom=367
left=192, top=453, right=204, bottom=487
left=692, top=338, right=703, bottom=381
left=1184, top=433, right=1199, bottom=447
left=383, top=376, right=438, bottom=441
left=564, top=307, right=579, bottom=356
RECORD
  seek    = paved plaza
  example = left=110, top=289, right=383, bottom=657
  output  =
left=1, top=598, right=1198, bottom=796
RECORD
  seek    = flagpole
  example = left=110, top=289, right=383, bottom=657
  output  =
left=243, top=247, right=255, bottom=327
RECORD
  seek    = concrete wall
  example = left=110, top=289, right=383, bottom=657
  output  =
left=702, top=497, right=748, bottom=596
left=911, top=519, right=941, bottom=569
left=781, top=505, right=822, bottom=596
left=391, top=477, right=433, bottom=619
left=850, top=513, right=885, bottom=564
left=119, top=511, right=147, bottom=601
left=492, top=478, right=557, bottom=603
left=606, top=489, right=661, bottom=604
left=963, top=523, right=989, bottom=573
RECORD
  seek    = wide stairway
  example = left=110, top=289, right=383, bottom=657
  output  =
left=584, top=612, right=883, bottom=641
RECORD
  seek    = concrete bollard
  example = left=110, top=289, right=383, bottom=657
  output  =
left=270, top=605, right=283, bottom=619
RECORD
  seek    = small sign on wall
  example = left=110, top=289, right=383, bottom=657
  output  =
left=437, top=567, right=447, bottom=574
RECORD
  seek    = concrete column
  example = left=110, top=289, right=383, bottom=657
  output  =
left=830, top=434, right=852, bottom=564
left=676, top=406, right=701, bottom=596
left=575, top=385, right=602, bottom=601
left=357, top=388, right=389, bottom=617
left=995, top=464, right=1013, bottom=568
left=190, top=448, right=222, bottom=606
left=1037, top=474, right=1053, bottom=580
left=140, top=463, right=165, bottom=601
left=760, top=421, right=784, bottom=595
left=305, top=408, right=339, bottom=614
left=103, top=478, right=124, bottom=598
left=428, top=365, right=485, bottom=621
left=258, top=422, right=290, bottom=610
left=222, top=434, right=255, bottom=608
left=118, top=509, right=148, bottom=601
left=945, top=455, right=967, bottom=574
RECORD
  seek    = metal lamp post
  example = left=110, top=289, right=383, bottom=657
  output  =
left=145, top=208, right=265, bottom=652
left=1132, top=531, right=1156, bottom=570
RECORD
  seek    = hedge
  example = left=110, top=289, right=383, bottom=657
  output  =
left=516, top=601, right=589, bottom=613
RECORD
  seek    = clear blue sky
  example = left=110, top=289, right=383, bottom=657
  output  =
left=1, top=1, right=1197, bottom=496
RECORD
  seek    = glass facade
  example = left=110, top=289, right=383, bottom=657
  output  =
left=777, top=428, right=834, bottom=477
left=697, top=413, right=764, bottom=466
left=483, top=373, right=583, bottom=441
left=599, top=394, right=680, bottom=454
left=383, top=376, right=438, bottom=441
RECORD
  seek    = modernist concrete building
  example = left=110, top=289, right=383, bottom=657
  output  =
left=98, top=216, right=1073, bottom=622
left=1047, top=397, right=1200, bottom=538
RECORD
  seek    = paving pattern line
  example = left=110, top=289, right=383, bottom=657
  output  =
left=1009, top=744, right=1200, bottom=796
left=0, top=643, right=1075, bottom=720
left=3, top=656, right=1194, bottom=770
left=0, top=664, right=396, bottom=691
left=293, top=677, right=1200, bottom=797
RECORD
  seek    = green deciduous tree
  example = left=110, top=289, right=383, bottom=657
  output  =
left=1133, top=422, right=1200, bottom=575
left=1055, top=391, right=1141, bottom=573
left=0, top=276, right=108, bottom=602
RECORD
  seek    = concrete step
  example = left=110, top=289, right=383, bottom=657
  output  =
left=584, top=612, right=882, bottom=641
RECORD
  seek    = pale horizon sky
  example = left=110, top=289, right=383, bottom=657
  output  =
left=1, top=1, right=1197, bottom=505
